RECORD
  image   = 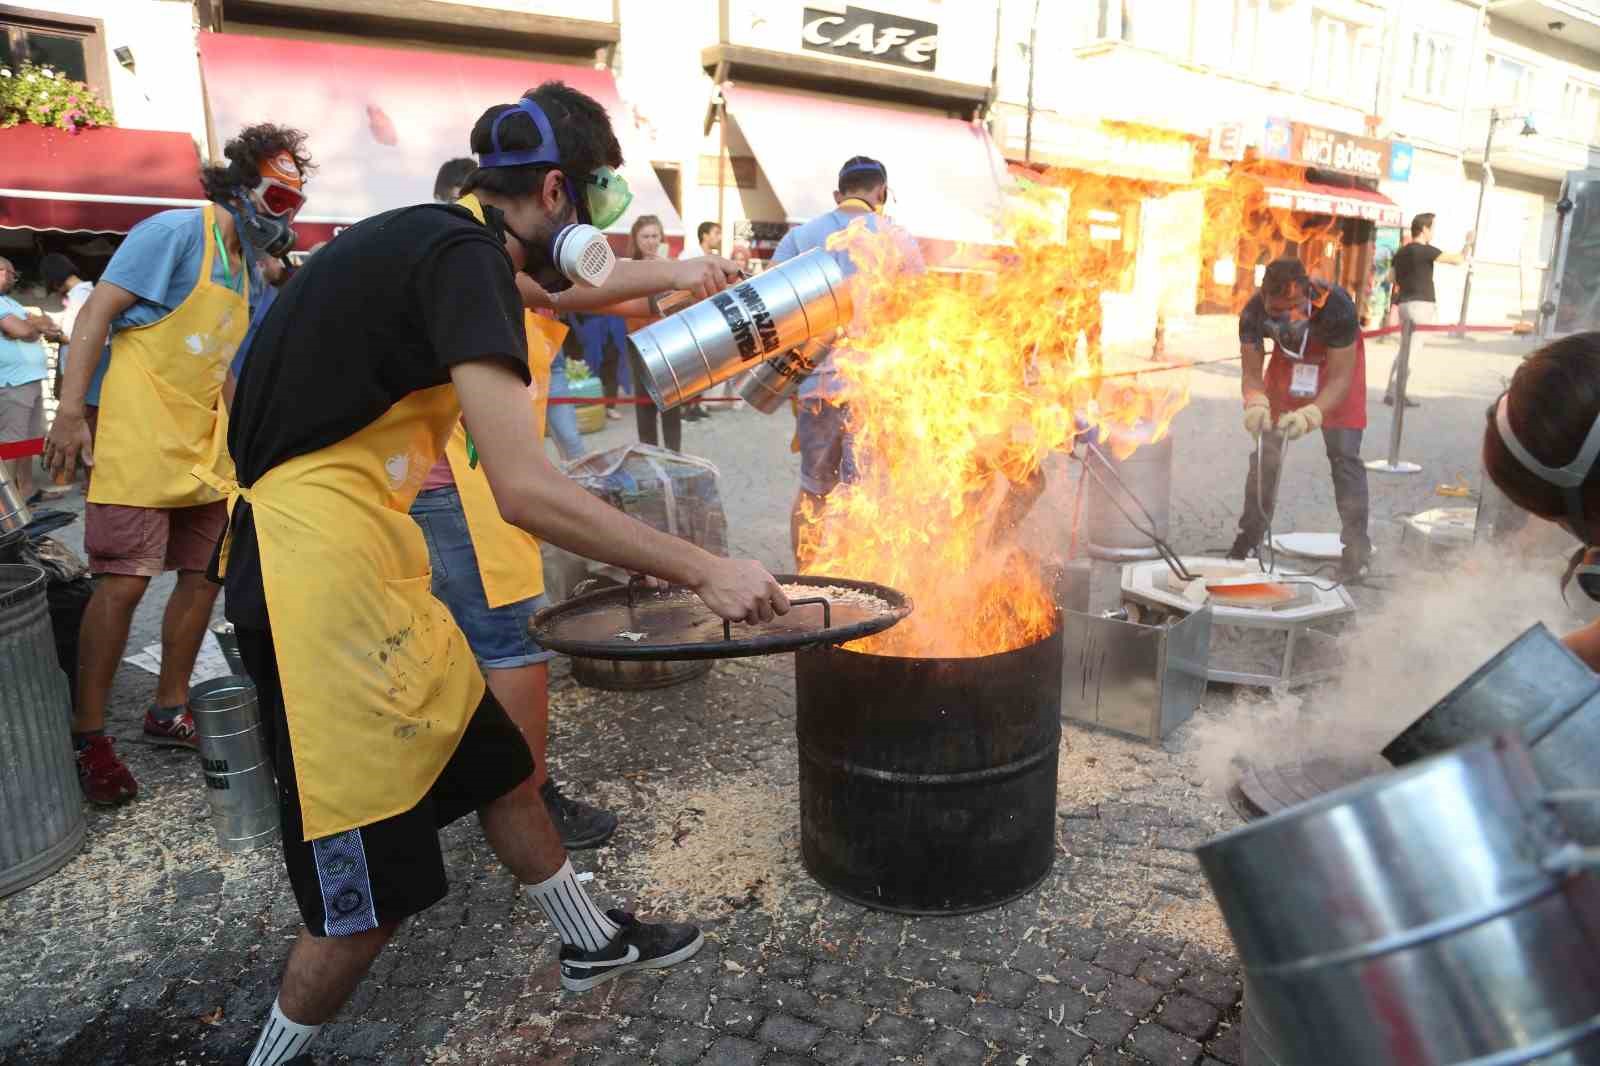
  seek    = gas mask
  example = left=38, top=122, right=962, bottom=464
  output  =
left=1492, top=393, right=1600, bottom=601
left=476, top=98, right=631, bottom=291
left=235, top=153, right=306, bottom=260
left=234, top=195, right=297, bottom=259
left=1262, top=299, right=1313, bottom=360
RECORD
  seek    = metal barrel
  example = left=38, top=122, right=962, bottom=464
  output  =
left=794, top=623, right=1062, bottom=915
left=0, top=564, right=84, bottom=897
left=190, top=676, right=278, bottom=853
left=210, top=621, right=246, bottom=676
left=1198, top=734, right=1600, bottom=1066
left=1085, top=432, right=1173, bottom=561
left=0, top=462, right=30, bottom=536
left=1383, top=623, right=1600, bottom=843
left=629, top=250, right=850, bottom=410
left=738, top=335, right=833, bottom=414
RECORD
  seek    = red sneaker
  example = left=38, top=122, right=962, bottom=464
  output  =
left=142, top=708, right=199, bottom=750
left=76, top=736, right=139, bottom=805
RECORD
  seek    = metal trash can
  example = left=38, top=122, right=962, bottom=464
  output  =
left=0, top=563, right=84, bottom=897
left=190, top=676, right=278, bottom=853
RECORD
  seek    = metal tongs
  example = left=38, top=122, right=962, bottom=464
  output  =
left=1077, top=440, right=1197, bottom=584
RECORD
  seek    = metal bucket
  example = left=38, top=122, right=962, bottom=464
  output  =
left=0, top=564, right=84, bottom=897
left=738, top=335, right=832, bottom=414
left=210, top=621, right=246, bottom=676
left=0, top=461, right=30, bottom=537
left=795, top=623, right=1062, bottom=914
left=1383, top=623, right=1600, bottom=843
left=1198, top=734, right=1600, bottom=1066
left=1085, top=432, right=1173, bottom=560
left=1240, top=985, right=1286, bottom=1066
left=629, top=250, right=850, bottom=410
left=190, top=676, right=278, bottom=853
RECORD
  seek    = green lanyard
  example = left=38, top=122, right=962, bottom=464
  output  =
left=212, top=221, right=241, bottom=294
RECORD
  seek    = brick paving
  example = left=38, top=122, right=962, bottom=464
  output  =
left=0, top=322, right=1548, bottom=1064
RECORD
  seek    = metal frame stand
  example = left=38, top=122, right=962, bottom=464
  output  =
left=1366, top=315, right=1422, bottom=475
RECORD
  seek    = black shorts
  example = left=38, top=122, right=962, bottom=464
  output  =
left=236, top=624, right=535, bottom=937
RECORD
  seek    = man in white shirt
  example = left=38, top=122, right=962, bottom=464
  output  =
left=42, top=253, right=94, bottom=375
left=679, top=220, right=720, bottom=260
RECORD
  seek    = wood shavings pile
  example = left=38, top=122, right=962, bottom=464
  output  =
left=1134, top=893, right=1236, bottom=959
left=779, top=583, right=893, bottom=615
left=614, top=774, right=802, bottom=916
left=1057, top=728, right=1161, bottom=808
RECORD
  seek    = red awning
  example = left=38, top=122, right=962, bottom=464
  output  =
left=0, top=125, right=204, bottom=234
left=1263, top=179, right=1402, bottom=228
left=198, top=31, right=682, bottom=249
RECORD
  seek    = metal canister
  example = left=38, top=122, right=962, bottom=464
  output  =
left=190, top=676, right=279, bottom=854
left=739, top=335, right=833, bottom=414
left=210, top=621, right=246, bottom=676
left=629, top=249, right=850, bottom=410
left=0, top=564, right=83, bottom=898
left=0, top=461, right=30, bottom=537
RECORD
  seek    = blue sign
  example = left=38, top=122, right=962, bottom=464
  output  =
left=1262, top=116, right=1294, bottom=161
left=1388, top=141, right=1414, bottom=183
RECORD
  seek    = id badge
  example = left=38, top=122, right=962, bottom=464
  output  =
left=1289, top=362, right=1320, bottom=399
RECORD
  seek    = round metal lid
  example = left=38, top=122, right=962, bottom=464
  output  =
left=530, top=574, right=912, bottom=661
left=1228, top=752, right=1392, bottom=822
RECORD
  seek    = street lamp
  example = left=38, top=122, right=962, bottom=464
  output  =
left=1458, top=107, right=1539, bottom=332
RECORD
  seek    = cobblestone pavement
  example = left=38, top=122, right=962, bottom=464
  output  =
left=0, top=321, right=1555, bottom=1064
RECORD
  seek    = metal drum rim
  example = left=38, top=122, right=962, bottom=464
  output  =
left=0, top=562, right=46, bottom=609
left=802, top=615, right=1060, bottom=669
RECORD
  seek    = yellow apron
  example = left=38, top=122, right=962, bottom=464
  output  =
left=442, top=312, right=567, bottom=608
left=90, top=203, right=245, bottom=508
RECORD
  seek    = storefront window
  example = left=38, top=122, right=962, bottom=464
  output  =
left=1406, top=30, right=1456, bottom=102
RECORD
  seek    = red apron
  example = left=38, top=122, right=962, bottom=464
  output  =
left=1264, top=332, right=1367, bottom=430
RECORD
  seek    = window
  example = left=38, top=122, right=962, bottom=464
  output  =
left=1485, top=53, right=1537, bottom=112
left=1562, top=80, right=1600, bottom=146
left=1189, top=0, right=1272, bottom=80
left=0, top=7, right=108, bottom=97
left=1310, top=11, right=1380, bottom=104
left=1406, top=30, right=1456, bottom=101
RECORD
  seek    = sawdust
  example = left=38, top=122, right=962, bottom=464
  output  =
left=779, top=583, right=894, bottom=615
left=1057, top=727, right=1162, bottom=808
left=613, top=773, right=802, bottom=917
left=1135, top=893, right=1236, bottom=959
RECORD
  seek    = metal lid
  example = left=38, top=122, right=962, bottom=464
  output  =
left=531, top=574, right=912, bottom=661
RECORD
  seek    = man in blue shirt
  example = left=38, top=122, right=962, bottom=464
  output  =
left=771, top=156, right=922, bottom=563
left=0, top=255, right=63, bottom=503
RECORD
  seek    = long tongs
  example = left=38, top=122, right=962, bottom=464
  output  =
left=1078, top=440, right=1197, bottom=584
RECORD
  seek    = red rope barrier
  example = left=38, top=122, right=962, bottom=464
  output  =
left=0, top=437, right=43, bottom=460
left=546, top=396, right=742, bottom=406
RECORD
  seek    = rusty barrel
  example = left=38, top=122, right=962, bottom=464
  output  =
left=0, top=564, right=84, bottom=897
left=794, top=623, right=1062, bottom=914
left=190, top=677, right=278, bottom=853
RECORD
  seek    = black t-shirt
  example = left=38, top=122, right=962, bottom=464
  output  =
left=1238, top=282, right=1361, bottom=353
left=1391, top=242, right=1442, bottom=304
left=220, top=203, right=530, bottom=630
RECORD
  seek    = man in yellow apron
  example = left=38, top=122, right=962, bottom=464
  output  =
left=408, top=164, right=616, bottom=850
left=210, top=87, right=784, bottom=1065
left=42, top=124, right=312, bottom=807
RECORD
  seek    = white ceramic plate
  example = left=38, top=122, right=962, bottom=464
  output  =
left=1269, top=532, right=1345, bottom=560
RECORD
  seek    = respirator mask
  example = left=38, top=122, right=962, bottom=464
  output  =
left=235, top=152, right=305, bottom=260
left=1263, top=299, right=1314, bottom=360
left=476, top=98, right=632, bottom=291
left=1492, top=393, right=1600, bottom=602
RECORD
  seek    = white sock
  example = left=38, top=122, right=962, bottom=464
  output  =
left=524, top=859, right=621, bottom=952
left=248, top=996, right=321, bottom=1066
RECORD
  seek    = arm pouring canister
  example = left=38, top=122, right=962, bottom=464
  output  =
left=627, top=249, right=852, bottom=411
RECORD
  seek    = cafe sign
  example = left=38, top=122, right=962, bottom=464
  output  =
left=801, top=5, right=939, bottom=71
left=1262, top=117, right=1408, bottom=183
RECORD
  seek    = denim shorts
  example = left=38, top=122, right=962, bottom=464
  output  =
left=409, top=486, right=554, bottom=669
left=797, top=398, right=857, bottom=496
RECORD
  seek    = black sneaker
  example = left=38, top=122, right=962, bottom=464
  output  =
left=1226, top=533, right=1257, bottom=561
left=1335, top=554, right=1370, bottom=586
left=542, top=779, right=619, bottom=850
left=560, top=910, right=704, bottom=992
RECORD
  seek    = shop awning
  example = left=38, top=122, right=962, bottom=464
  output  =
left=1263, top=179, right=1402, bottom=228
left=720, top=83, right=1006, bottom=245
left=0, top=126, right=204, bottom=234
left=198, top=31, right=682, bottom=248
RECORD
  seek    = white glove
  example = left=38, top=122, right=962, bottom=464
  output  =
left=1277, top=403, right=1324, bottom=440
left=1243, top=397, right=1271, bottom=438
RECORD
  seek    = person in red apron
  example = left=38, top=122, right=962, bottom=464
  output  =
left=42, top=124, right=311, bottom=806
left=210, top=87, right=784, bottom=1066
left=1228, top=257, right=1372, bottom=583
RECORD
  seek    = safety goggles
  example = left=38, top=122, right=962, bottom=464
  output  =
left=1491, top=392, right=1600, bottom=542
left=253, top=177, right=306, bottom=219
left=479, top=98, right=633, bottom=228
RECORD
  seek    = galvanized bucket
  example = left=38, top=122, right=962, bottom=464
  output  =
left=1384, top=622, right=1600, bottom=843
left=1199, top=734, right=1600, bottom=1066
left=190, top=676, right=278, bottom=854
left=0, top=462, right=30, bottom=537
left=738, top=335, right=833, bottom=414
left=210, top=621, right=246, bottom=676
left=629, top=250, right=850, bottom=410
left=0, top=564, right=84, bottom=897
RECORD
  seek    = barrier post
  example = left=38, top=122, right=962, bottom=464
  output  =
left=1366, top=315, right=1422, bottom=475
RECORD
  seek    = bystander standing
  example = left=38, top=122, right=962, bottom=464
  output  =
left=0, top=255, right=62, bottom=503
left=1386, top=212, right=1468, bottom=408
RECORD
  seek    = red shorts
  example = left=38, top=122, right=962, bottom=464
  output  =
left=82, top=407, right=227, bottom=577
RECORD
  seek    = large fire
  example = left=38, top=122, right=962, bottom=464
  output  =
left=800, top=150, right=1328, bottom=658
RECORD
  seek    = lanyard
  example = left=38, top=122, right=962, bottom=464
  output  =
left=212, top=221, right=240, bottom=294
